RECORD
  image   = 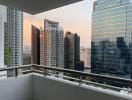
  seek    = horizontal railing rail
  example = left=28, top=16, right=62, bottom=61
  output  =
left=0, top=64, right=132, bottom=93
left=32, top=65, right=132, bottom=89
left=0, top=64, right=32, bottom=71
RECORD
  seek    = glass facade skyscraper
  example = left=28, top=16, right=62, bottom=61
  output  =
left=92, top=0, right=132, bottom=78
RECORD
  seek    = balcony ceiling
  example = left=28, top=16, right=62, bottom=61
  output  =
left=0, top=0, right=82, bottom=14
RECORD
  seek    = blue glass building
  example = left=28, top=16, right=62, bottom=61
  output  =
left=91, top=0, right=132, bottom=78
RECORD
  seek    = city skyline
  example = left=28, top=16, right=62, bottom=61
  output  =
left=23, top=0, right=96, bottom=48
left=0, top=1, right=131, bottom=99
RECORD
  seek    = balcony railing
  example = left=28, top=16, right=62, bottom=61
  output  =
left=0, top=64, right=132, bottom=95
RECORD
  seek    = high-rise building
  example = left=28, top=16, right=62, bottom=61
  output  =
left=92, top=0, right=132, bottom=78
left=0, top=5, right=7, bottom=68
left=4, top=8, right=23, bottom=67
left=31, top=25, right=40, bottom=65
left=43, top=19, right=64, bottom=68
left=40, top=27, right=45, bottom=65
left=64, top=32, right=74, bottom=69
left=64, top=32, right=81, bottom=70
left=80, top=48, right=91, bottom=68
left=74, top=34, right=80, bottom=70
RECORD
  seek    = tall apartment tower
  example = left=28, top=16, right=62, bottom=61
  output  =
left=64, top=32, right=80, bottom=70
left=43, top=19, right=64, bottom=68
left=0, top=5, right=7, bottom=67
left=40, top=27, right=44, bottom=65
left=74, top=33, right=80, bottom=70
left=4, top=8, right=23, bottom=67
left=31, top=25, right=40, bottom=65
left=92, top=0, right=132, bottom=78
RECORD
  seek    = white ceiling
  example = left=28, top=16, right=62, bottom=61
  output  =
left=0, top=0, right=82, bottom=14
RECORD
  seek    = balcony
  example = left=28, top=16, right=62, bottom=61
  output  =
left=0, top=0, right=132, bottom=100
left=0, top=65, right=132, bottom=100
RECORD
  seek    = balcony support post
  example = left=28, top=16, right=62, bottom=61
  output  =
left=79, top=76, right=83, bottom=86
left=15, top=68, right=18, bottom=77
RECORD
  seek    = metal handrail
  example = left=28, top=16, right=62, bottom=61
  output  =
left=33, top=64, right=132, bottom=88
left=0, top=64, right=32, bottom=71
left=0, top=64, right=132, bottom=93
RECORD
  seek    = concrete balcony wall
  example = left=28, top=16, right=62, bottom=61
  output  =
left=0, top=74, right=32, bottom=100
left=0, top=74, right=131, bottom=100
left=32, top=74, right=131, bottom=100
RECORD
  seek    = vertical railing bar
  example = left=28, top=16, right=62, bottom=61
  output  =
left=31, top=65, right=33, bottom=73
left=79, top=75, right=83, bottom=86
left=15, top=68, right=18, bottom=77
left=43, top=68, right=47, bottom=77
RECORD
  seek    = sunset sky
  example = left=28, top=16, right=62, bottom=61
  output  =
left=23, top=0, right=95, bottom=48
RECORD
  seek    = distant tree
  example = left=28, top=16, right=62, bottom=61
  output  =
left=4, top=48, right=10, bottom=65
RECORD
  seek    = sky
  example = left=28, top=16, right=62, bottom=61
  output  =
left=23, top=0, right=95, bottom=48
